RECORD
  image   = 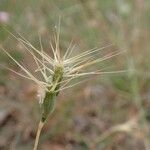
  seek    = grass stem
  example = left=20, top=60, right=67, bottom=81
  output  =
left=33, top=121, right=45, bottom=150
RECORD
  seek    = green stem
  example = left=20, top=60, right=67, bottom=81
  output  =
left=41, top=91, right=56, bottom=122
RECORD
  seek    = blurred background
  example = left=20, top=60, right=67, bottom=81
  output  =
left=0, top=0, right=150, bottom=150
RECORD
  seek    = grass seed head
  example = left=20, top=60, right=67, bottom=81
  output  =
left=1, top=28, right=126, bottom=106
left=1, top=27, right=126, bottom=150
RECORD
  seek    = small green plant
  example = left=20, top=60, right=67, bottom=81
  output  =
left=1, top=25, right=126, bottom=150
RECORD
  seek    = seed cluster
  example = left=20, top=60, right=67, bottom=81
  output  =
left=41, top=65, right=63, bottom=122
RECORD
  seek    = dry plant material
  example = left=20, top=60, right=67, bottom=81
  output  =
left=1, top=24, right=126, bottom=150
